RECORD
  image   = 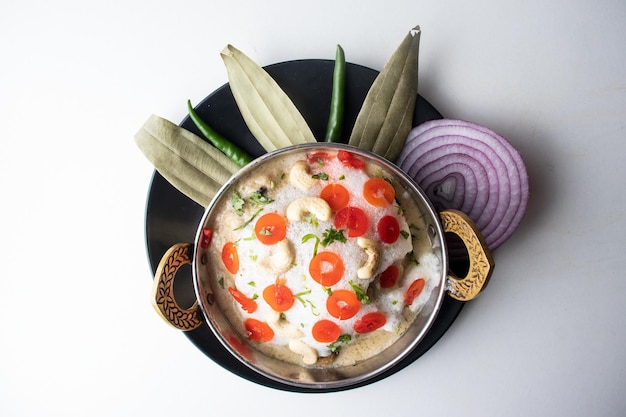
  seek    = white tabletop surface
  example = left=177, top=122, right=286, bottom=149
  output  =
left=2, top=0, right=625, bottom=416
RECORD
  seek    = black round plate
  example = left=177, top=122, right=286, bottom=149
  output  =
left=144, top=59, right=464, bottom=393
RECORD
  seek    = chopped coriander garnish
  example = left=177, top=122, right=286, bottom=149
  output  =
left=349, top=280, right=370, bottom=304
left=312, top=172, right=329, bottom=181
left=328, top=334, right=351, bottom=353
left=338, top=174, right=345, bottom=180
left=321, top=227, right=347, bottom=247
left=230, top=190, right=245, bottom=216
left=218, top=277, right=225, bottom=289
left=400, top=230, right=410, bottom=239
left=249, top=191, right=273, bottom=206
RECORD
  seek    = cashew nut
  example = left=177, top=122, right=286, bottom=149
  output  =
left=289, top=160, right=318, bottom=190
left=258, top=239, right=295, bottom=274
left=357, top=237, right=380, bottom=279
left=267, top=311, right=304, bottom=339
left=286, top=196, right=331, bottom=222
left=285, top=196, right=332, bottom=222
left=288, top=339, right=318, bottom=365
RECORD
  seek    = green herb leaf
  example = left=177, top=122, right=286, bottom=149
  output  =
left=321, top=227, right=347, bottom=247
left=312, top=172, right=329, bottom=180
left=294, top=289, right=319, bottom=315
left=328, top=334, right=352, bottom=353
left=234, top=208, right=263, bottom=231
left=294, top=289, right=312, bottom=306
left=302, top=233, right=321, bottom=256
left=249, top=191, right=273, bottom=206
left=349, top=280, right=371, bottom=304
left=231, top=190, right=245, bottom=216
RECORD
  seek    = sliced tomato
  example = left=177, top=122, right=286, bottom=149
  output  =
left=254, top=212, right=287, bottom=245
left=326, top=289, right=361, bottom=320
left=333, top=206, right=369, bottom=237
left=363, top=178, right=395, bottom=207
left=379, top=265, right=400, bottom=288
left=263, top=278, right=295, bottom=312
left=244, top=318, right=274, bottom=342
left=312, top=319, right=342, bottom=343
left=404, top=278, right=426, bottom=306
left=320, top=183, right=350, bottom=212
left=200, top=228, right=213, bottom=248
left=228, top=287, right=258, bottom=313
left=309, top=251, right=344, bottom=286
left=377, top=215, right=400, bottom=244
left=307, top=151, right=333, bottom=166
left=221, top=242, right=239, bottom=274
left=337, top=150, right=365, bottom=169
left=353, top=312, right=387, bottom=334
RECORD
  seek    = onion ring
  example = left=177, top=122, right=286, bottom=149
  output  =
left=396, top=119, right=529, bottom=250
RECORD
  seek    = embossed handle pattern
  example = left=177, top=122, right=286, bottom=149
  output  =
left=440, top=210, right=495, bottom=301
left=151, top=243, right=202, bottom=331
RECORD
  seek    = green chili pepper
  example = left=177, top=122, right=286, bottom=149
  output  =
left=324, top=44, right=346, bottom=142
left=187, top=99, right=253, bottom=167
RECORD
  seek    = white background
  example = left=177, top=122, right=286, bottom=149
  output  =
left=2, top=0, right=625, bottom=416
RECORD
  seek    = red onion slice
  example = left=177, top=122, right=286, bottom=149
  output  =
left=396, top=119, right=529, bottom=250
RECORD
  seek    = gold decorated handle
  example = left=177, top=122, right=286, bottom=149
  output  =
left=151, top=243, right=202, bottom=331
left=440, top=209, right=495, bottom=301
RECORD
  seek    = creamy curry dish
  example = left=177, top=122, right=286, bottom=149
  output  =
left=199, top=148, right=441, bottom=367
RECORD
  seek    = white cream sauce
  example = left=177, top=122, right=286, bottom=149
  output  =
left=202, top=149, right=441, bottom=366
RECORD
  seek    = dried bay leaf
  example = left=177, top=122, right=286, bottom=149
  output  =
left=135, top=115, right=240, bottom=207
left=349, top=26, right=421, bottom=161
left=221, top=45, right=316, bottom=152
